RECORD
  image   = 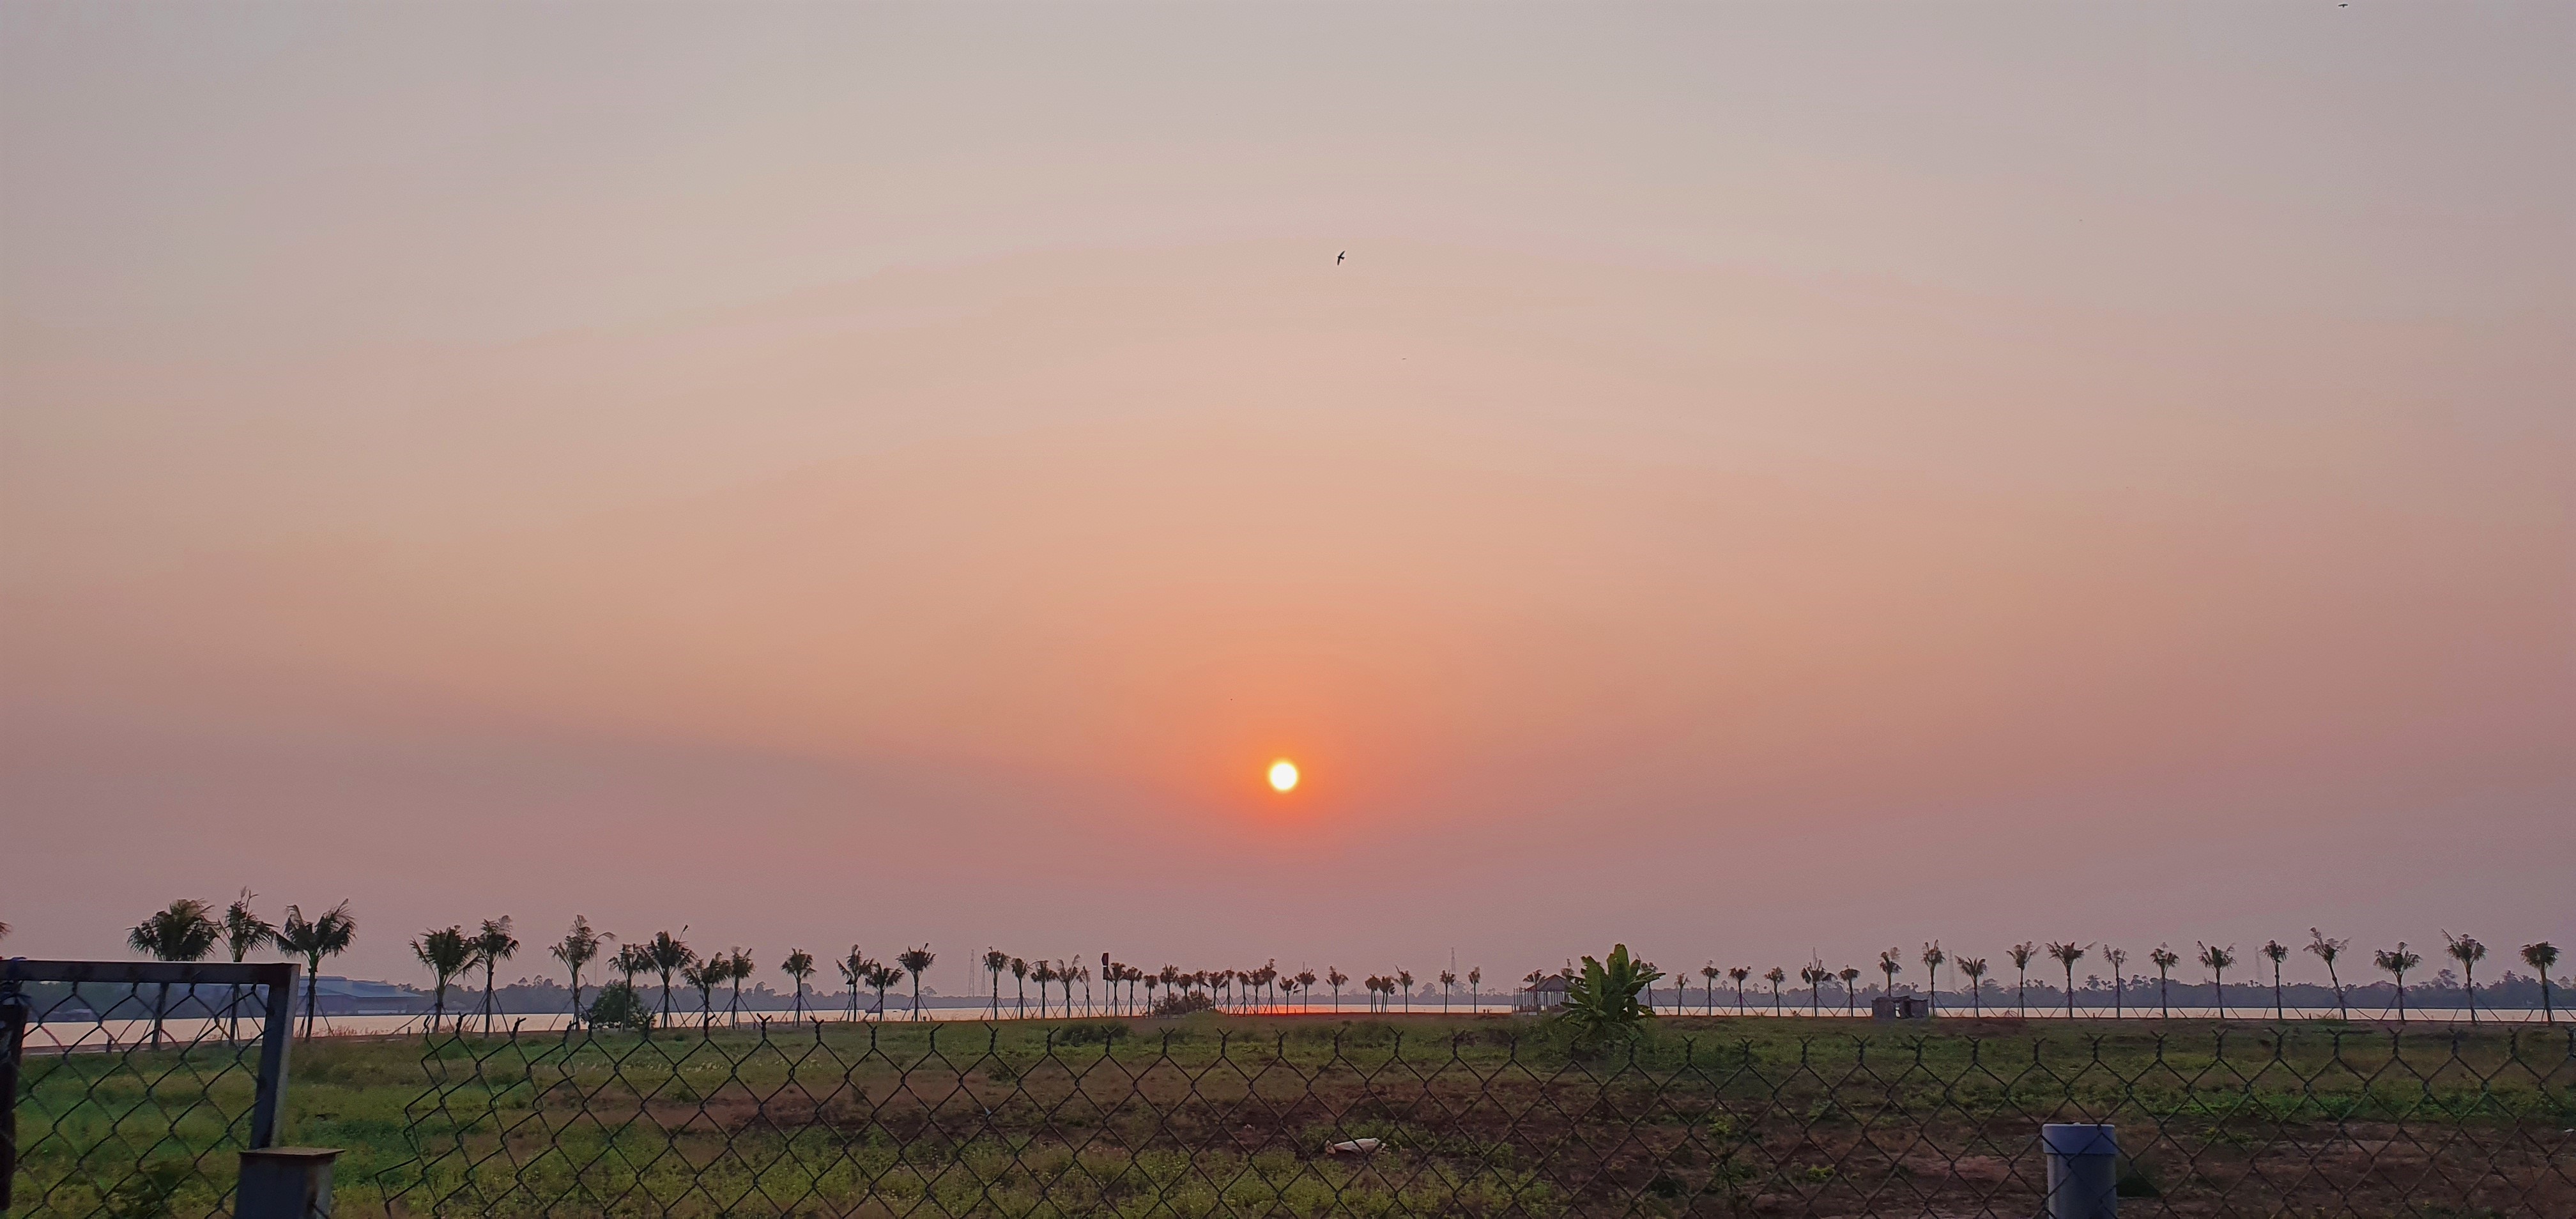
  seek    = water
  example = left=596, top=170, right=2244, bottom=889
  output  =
left=22, top=999, right=2552, bottom=1052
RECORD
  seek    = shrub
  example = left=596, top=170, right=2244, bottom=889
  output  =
left=585, top=981, right=653, bottom=1032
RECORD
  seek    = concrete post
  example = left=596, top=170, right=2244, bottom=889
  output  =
left=238, top=1147, right=339, bottom=1219
left=2041, top=1123, right=2118, bottom=1219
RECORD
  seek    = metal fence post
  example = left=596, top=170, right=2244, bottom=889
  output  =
left=1, top=972, right=26, bottom=1213
left=238, top=1147, right=338, bottom=1219
left=2042, top=1123, right=2119, bottom=1219
left=250, top=963, right=299, bottom=1149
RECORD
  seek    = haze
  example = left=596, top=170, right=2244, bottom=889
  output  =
left=3, top=3, right=2568, bottom=989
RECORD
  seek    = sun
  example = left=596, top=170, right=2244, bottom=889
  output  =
left=1267, top=760, right=1300, bottom=792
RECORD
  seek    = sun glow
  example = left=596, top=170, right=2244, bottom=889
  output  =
left=1268, top=760, right=1299, bottom=792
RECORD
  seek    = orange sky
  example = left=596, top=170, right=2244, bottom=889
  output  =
left=3, top=3, right=2568, bottom=988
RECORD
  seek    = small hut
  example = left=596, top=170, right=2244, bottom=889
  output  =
left=1518, top=976, right=1570, bottom=1012
left=1871, top=994, right=1929, bottom=1021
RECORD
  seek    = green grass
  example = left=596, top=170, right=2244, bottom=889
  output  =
left=15, top=1015, right=2572, bottom=1217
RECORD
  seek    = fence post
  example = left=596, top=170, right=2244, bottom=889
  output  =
left=249, top=963, right=299, bottom=1149
left=2041, top=1123, right=2118, bottom=1218
left=238, top=1147, right=339, bottom=1219
left=1, top=972, right=27, bottom=1213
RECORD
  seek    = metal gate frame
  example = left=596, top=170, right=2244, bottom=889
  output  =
left=1, top=958, right=300, bottom=1211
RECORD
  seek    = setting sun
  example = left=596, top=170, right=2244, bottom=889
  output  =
left=1267, top=760, right=1299, bottom=792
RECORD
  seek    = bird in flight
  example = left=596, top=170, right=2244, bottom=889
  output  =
left=1336, top=250, right=1346, bottom=265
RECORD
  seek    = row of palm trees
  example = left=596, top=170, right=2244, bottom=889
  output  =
left=1669, top=933, right=2560, bottom=1024
left=119, top=893, right=357, bottom=1042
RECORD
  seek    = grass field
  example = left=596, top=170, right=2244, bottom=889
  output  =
left=17, top=1014, right=2575, bottom=1216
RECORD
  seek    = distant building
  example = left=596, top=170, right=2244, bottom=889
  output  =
left=1518, top=976, right=1570, bottom=1012
left=306, top=976, right=424, bottom=1016
left=1871, top=994, right=1929, bottom=1021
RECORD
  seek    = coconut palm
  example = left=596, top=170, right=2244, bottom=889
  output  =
left=1957, top=958, right=1988, bottom=1015
left=1764, top=967, right=1788, bottom=1014
left=1877, top=947, right=1903, bottom=1008
left=1327, top=968, right=1348, bottom=1011
left=2148, top=945, right=2180, bottom=1018
left=2259, top=940, right=2290, bottom=1021
left=219, top=889, right=276, bottom=1041
left=836, top=948, right=867, bottom=1021
left=615, top=942, right=652, bottom=995
left=645, top=930, right=696, bottom=1023
left=1298, top=969, right=1319, bottom=1012
left=1729, top=966, right=1752, bottom=1014
left=551, top=917, right=608, bottom=1031
left=1839, top=967, right=1862, bottom=1015
left=129, top=899, right=220, bottom=1047
left=1799, top=964, right=1828, bottom=1017
left=2306, top=930, right=2350, bottom=1020
left=2522, top=942, right=2559, bottom=1024
left=275, top=901, right=356, bottom=1039
left=1397, top=969, right=1414, bottom=1012
left=896, top=945, right=935, bottom=1020
left=781, top=949, right=816, bottom=1024
left=2196, top=943, right=2235, bottom=1020
left=411, top=925, right=473, bottom=1034
left=1031, top=960, right=1057, bottom=1018
left=869, top=961, right=903, bottom=1018
left=2441, top=932, right=2485, bottom=1023
left=2375, top=943, right=2420, bottom=1021
left=2007, top=943, right=2037, bottom=1016
left=1920, top=943, right=1946, bottom=1017
left=2046, top=942, right=2089, bottom=1018
left=723, top=949, right=754, bottom=1025
left=2104, top=947, right=2129, bottom=1018
left=682, top=959, right=722, bottom=1031
left=471, top=917, right=519, bottom=1035
left=1698, top=964, right=1720, bottom=1015
left=982, top=950, right=1009, bottom=1018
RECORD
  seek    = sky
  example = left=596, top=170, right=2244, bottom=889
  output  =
left=3, top=3, right=2569, bottom=993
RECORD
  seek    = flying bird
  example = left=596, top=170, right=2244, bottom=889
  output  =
left=1336, top=250, right=1346, bottom=265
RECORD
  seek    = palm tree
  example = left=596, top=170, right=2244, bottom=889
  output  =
left=471, top=917, right=519, bottom=1035
left=897, top=945, right=935, bottom=1020
left=2196, top=943, right=2235, bottom=1020
left=1327, top=968, right=1348, bottom=1011
left=129, top=898, right=220, bottom=1047
left=1397, top=969, right=1414, bottom=1012
left=616, top=942, right=652, bottom=997
left=1009, top=957, right=1030, bottom=1016
left=724, top=949, right=754, bottom=1025
left=2306, top=930, right=2350, bottom=1020
left=1876, top=947, right=1903, bottom=1008
left=1800, top=964, right=1827, bottom=1017
left=2375, top=943, right=2420, bottom=1021
left=1838, top=967, right=1862, bottom=1015
left=1764, top=967, right=1787, bottom=1014
left=551, top=917, right=608, bottom=1031
left=1956, top=958, right=1988, bottom=1015
left=411, top=926, right=473, bottom=1034
left=1698, top=964, right=1720, bottom=1015
left=2522, top=942, right=2559, bottom=1024
left=220, top=889, right=275, bottom=1041
left=1729, top=967, right=1752, bottom=1014
left=2441, top=932, right=2485, bottom=1023
left=868, top=960, right=903, bottom=1018
left=1468, top=967, right=1482, bottom=1014
left=2046, top=942, right=2089, bottom=1018
left=682, top=959, right=721, bottom=1031
left=982, top=950, right=1009, bottom=1018
left=275, top=901, right=356, bottom=1039
left=2149, top=945, right=2180, bottom=1018
left=1031, top=961, right=1057, bottom=1018
left=2103, top=947, right=2128, bottom=1018
left=645, top=930, right=696, bottom=1023
left=837, top=948, right=867, bottom=1021
left=2259, top=940, right=2290, bottom=1021
left=1920, top=943, right=1946, bottom=1017
left=1298, top=969, right=1319, bottom=1012
left=2007, top=943, right=2037, bottom=1016
left=781, top=949, right=816, bottom=1024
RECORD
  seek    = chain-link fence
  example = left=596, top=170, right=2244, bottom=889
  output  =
left=2, top=958, right=298, bottom=1218
left=10, top=997, right=2574, bottom=1216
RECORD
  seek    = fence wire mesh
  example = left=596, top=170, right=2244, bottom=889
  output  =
left=10, top=1005, right=2575, bottom=1216
left=2, top=959, right=297, bottom=1219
